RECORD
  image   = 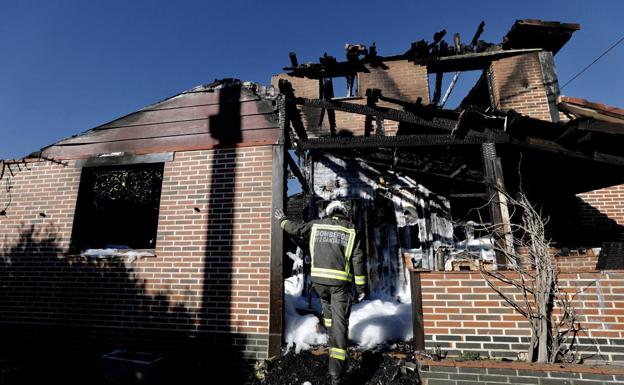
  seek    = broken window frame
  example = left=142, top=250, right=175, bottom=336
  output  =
left=70, top=154, right=168, bottom=258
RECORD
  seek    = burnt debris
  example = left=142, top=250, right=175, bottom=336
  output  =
left=277, top=18, right=624, bottom=279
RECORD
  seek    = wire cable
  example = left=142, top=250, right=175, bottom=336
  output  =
left=561, top=34, right=624, bottom=90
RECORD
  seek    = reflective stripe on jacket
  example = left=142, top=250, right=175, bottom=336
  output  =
left=281, top=216, right=366, bottom=288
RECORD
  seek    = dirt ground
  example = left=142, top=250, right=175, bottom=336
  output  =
left=248, top=348, right=420, bottom=385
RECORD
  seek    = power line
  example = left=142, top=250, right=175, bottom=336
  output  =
left=560, top=34, right=624, bottom=90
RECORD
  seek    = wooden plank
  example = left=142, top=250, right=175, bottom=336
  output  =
left=142, top=90, right=260, bottom=110
left=269, top=144, right=286, bottom=357
left=426, top=49, right=542, bottom=73
left=296, top=97, right=457, bottom=131
left=576, top=120, right=624, bottom=135
left=514, top=19, right=580, bottom=31
left=75, top=152, right=174, bottom=168
left=410, top=270, right=425, bottom=352
left=481, top=143, right=513, bottom=267
left=514, top=136, right=624, bottom=167
left=97, top=99, right=274, bottom=130
left=41, top=129, right=279, bottom=159
left=56, top=114, right=278, bottom=145
left=503, top=20, right=579, bottom=54
left=298, top=132, right=502, bottom=150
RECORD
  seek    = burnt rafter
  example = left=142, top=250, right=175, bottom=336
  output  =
left=292, top=96, right=457, bottom=131
left=284, top=21, right=498, bottom=79
left=284, top=19, right=578, bottom=81
left=285, top=152, right=311, bottom=194
left=298, top=131, right=508, bottom=150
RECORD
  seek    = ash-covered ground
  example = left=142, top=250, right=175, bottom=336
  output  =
left=248, top=347, right=420, bottom=385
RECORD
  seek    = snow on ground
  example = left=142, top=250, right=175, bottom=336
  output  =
left=349, top=298, right=412, bottom=349
left=284, top=292, right=328, bottom=353
left=284, top=286, right=412, bottom=352
left=284, top=245, right=413, bottom=352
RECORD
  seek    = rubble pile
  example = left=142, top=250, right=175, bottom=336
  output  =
left=249, top=349, right=420, bottom=385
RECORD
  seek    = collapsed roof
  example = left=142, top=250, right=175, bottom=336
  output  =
left=276, top=19, right=624, bottom=197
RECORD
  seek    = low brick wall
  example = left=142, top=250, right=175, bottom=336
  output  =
left=420, top=270, right=624, bottom=362
left=419, top=359, right=624, bottom=385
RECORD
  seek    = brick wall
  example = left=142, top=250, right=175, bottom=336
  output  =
left=420, top=270, right=624, bottom=362
left=359, top=61, right=429, bottom=104
left=272, top=60, right=429, bottom=137
left=577, top=185, right=624, bottom=242
left=0, top=146, right=274, bottom=367
left=554, top=253, right=600, bottom=272
left=419, top=360, right=624, bottom=385
left=489, top=52, right=554, bottom=121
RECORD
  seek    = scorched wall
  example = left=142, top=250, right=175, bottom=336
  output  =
left=0, top=146, right=274, bottom=363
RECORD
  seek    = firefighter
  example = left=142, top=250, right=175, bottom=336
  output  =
left=275, top=201, right=366, bottom=385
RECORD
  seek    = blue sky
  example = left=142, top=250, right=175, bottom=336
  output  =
left=1, top=0, right=623, bottom=159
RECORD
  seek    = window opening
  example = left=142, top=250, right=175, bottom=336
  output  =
left=71, top=163, right=164, bottom=254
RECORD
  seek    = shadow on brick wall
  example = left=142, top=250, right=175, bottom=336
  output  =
left=0, top=224, right=252, bottom=385
left=574, top=197, right=624, bottom=245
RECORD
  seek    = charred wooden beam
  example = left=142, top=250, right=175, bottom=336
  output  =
left=269, top=97, right=287, bottom=357
left=410, top=270, right=425, bottom=352
left=576, top=120, right=624, bottom=135
left=427, top=48, right=541, bottom=73
left=432, top=71, right=443, bottom=105
left=481, top=143, right=513, bottom=267
left=364, top=89, right=380, bottom=137
left=293, top=97, right=457, bottom=131
left=448, top=193, right=487, bottom=198
left=509, top=135, right=624, bottom=167
left=289, top=52, right=299, bottom=67
left=298, top=131, right=506, bottom=150
left=319, top=79, right=337, bottom=136
left=470, top=21, right=486, bottom=47
left=278, top=79, right=308, bottom=141
left=286, top=152, right=311, bottom=194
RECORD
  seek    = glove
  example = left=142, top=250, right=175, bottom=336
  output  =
left=274, top=208, right=286, bottom=222
left=355, top=286, right=366, bottom=304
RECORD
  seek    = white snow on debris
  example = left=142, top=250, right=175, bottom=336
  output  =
left=284, top=246, right=412, bottom=353
left=284, top=249, right=328, bottom=353
left=81, top=248, right=155, bottom=258
left=349, top=299, right=412, bottom=349
left=80, top=249, right=155, bottom=262
left=285, top=293, right=413, bottom=352
left=284, top=293, right=327, bottom=353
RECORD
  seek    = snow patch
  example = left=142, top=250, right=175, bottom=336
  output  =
left=349, top=299, right=412, bottom=349
left=284, top=292, right=327, bottom=353
left=284, top=293, right=413, bottom=352
left=81, top=248, right=155, bottom=258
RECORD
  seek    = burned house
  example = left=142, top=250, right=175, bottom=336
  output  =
left=274, top=19, right=624, bottom=362
left=1, top=19, right=624, bottom=381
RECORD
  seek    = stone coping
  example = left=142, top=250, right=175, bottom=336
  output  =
left=414, top=269, right=624, bottom=274
left=417, top=358, right=624, bottom=375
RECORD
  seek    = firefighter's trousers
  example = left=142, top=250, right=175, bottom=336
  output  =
left=314, top=283, right=353, bottom=380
